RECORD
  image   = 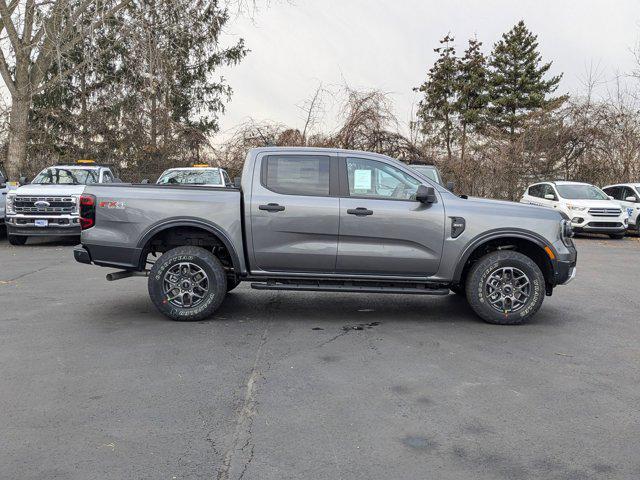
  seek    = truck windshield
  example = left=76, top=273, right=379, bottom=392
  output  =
left=157, top=169, right=222, bottom=185
left=409, top=165, right=440, bottom=184
left=32, top=168, right=99, bottom=185
left=556, top=184, right=608, bottom=200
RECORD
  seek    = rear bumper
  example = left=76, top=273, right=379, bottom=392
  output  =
left=75, top=243, right=143, bottom=270
left=74, top=245, right=92, bottom=265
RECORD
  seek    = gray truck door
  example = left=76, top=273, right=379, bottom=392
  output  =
left=249, top=153, right=340, bottom=272
left=336, top=156, right=445, bottom=276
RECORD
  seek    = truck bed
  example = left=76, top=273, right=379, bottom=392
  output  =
left=81, top=184, right=244, bottom=270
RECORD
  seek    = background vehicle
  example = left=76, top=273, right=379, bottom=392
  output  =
left=5, top=160, right=118, bottom=245
left=74, top=147, right=576, bottom=325
left=407, top=164, right=444, bottom=185
left=602, top=183, right=640, bottom=235
left=156, top=165, right=232, bottom=187
left=0, top=165, right=15, bottom=235
left=520, top=181, right=628, bottom=239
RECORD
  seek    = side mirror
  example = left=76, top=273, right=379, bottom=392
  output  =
left=446, top=181, right=455, bottom=192
left=608, top=195, right=614, bottom=200
left=19, top=176, right=27, bottom=185
left=233, top=176, right=241, bottom=188
left=544, top=194, right=556, bottom=200
left=416, top=185, right=437, bottom=204
left=141, top=179, right=150, bottom=184
left=625, top=196, right=637, bottom=202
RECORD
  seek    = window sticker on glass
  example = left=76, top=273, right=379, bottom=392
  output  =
left=353, top=169, right=372, bottom=191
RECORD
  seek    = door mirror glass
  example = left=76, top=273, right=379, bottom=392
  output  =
left=416, top=185, right=437, bottom=204
left=446, top=181, right=455, bottom=193
left=19, top=176, right=28, bottom=185
left=544, top=193, right=556, bottom=200
left=625, top=196, right=637, bottom=202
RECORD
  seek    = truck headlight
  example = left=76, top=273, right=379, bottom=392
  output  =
left=5, top=193, right=16, bottom=214
left=560, top=219, right=574, bottom=247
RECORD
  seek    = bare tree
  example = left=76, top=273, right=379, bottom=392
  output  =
left=0, top=0, right=128, bottom=179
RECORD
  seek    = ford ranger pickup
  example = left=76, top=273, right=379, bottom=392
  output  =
left=74, top=147, right=577, bottom=324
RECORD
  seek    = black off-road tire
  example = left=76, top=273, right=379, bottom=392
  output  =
left=465, top=250, right=545, bottom=325
left=8, top=234, right=27, bottom=246
left=608, top=233, right=625, bottom=240
left=148, top=246, right=227, bottom=321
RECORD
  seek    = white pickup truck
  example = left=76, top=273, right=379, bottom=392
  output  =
left=156, top=165, right=232, bottom=187
left=5, top=161, right=118, bottom=245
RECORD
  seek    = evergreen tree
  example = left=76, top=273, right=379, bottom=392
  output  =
left=487, top=20, right=564, bottom=136
left=415, top=34, right=459, bottom=163
left=456, top=37, right=488, bottom=167
left=27, top=0, right=248, bottom=179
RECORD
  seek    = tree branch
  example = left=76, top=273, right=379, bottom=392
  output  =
left=0, top=0, right=24, bottom=55
left=0, top=46, right=17, bottom=96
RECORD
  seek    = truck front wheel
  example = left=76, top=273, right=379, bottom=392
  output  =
left=148, top=246, right=227, bottom=321
left=465, top=250, right=545, bottom=325
left=8, top=235, right=27, bottom=246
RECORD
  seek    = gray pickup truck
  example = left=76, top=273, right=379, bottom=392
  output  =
left=74, top=147, right=577, bottom=324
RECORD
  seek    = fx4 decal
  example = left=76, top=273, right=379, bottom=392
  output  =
left=99, top=201, right=125, bottom=209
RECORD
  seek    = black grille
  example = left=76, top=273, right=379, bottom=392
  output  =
left=14, top=196, right=77, bottom=214
left=587, top=222, right=623, bottom=228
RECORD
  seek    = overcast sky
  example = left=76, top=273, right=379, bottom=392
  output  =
left=215, top=0, right=640, bottom=141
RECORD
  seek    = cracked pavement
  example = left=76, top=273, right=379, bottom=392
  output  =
left=1, top=235, right=640, bottom=479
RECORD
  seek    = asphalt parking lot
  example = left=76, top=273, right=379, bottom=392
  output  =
left=1, top=234, right=639, bottom=480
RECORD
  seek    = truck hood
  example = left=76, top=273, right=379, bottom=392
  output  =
left=462, top=195, right=565, bottom=219
left=12, top=184, right=86, bottom=196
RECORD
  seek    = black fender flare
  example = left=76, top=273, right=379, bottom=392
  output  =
left=452, top=228, right=558, bottom=283
left=136, top=217, right=242, bottom=273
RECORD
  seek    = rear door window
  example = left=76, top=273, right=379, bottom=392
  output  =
left=528, top=185, right=542, bottom=197
left=262, top=155, right=330, bottom=196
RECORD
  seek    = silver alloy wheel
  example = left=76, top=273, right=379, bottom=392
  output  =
left=484, top=266, right=531, bottom=313
left=163, top=262, right=210, bottom=308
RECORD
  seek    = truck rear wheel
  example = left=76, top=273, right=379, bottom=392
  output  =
left=8, top=235, right=27, bottom=246
left=148, top=246, right=227, bottom=321
left=465, top=250, right=545, bottom=325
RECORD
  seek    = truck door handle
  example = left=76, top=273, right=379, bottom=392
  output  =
left=259, top=203, right=285, bottom=212
left=347, top=207, right=373, bottom=216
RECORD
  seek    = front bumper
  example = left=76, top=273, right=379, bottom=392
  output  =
left=7, top=223, right=81, bottom=236
left=569, top=213, right=627, bottom=233
left=556, top=260, right=576, bottom=285
left=6, top=214, right=81, bottom=236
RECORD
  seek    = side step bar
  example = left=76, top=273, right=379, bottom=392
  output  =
left=251, top=281, right=450, bottom=295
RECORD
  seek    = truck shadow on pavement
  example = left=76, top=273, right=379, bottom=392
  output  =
left=97, top=287, right=566, bottom=328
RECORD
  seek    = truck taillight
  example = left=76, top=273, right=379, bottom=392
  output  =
left=80, top=194, right=96, bottom=230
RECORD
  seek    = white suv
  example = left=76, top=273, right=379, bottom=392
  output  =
left=520, top=181, right=628, bottom=239
left=602, top=183, right=640, bottom=235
